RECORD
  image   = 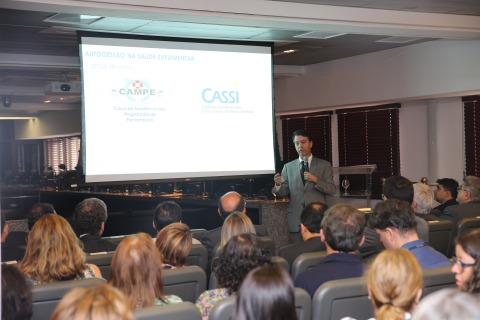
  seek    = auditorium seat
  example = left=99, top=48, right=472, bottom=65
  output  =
left=422, top=266, right=456, bottom=297
left=186, top=243, right=208, bottom=271
left=456, top=216, right=480, bottom=236
left=101, top=234, right=127, bottom=245
left=31, top=278, right=106, bottom=320
left=163, top=266, right=206, bottom=303
left=135, top=301, right=201, bottom=320
left=427, top=219, right=455, bottom=257
left=85, top=251, right=115, bottom=279
left=291, top=251, right=328, bottom=281
left=212, top=236, right=276, bottom=259
left=191, top=228, right=207, bottom=241
left=312, top=276, right=372, bottom=320
left=208, top=288, right=311, bottom=320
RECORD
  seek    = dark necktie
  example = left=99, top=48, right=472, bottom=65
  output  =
left=300, top=161, right=306, bottom=185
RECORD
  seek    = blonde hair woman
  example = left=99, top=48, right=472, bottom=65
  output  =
left=155, top=222, right=193, bottom=269
left=51, top=284, right=134, bottom=320
left=108, top=233, right=182, bottom=309
left=219, top=211, right=255, bottom=249
left=367, top=249, right=423, bottom=320
left=19, top=214, right=101, bottom=285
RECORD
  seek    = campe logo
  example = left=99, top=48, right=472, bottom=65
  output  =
left=112, top=80, right=163, bottom=103
left=202, top=88, right=239, bottom=104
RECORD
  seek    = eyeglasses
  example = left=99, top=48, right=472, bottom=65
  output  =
left=457, top=186, right=467, bottom=192
left=452, top=256, right=475, bottom=271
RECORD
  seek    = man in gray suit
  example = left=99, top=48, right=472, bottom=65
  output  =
left=273, top=130, right=336, bottom=234
left=440, top=175, right=480, bottom=226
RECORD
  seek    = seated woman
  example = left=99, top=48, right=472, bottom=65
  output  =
left=367, top=249, right=423, bottom=320
left=155, top=222, right=192, bottom=269
left=51, top=284, right=134, bottom=320
left=108, top=232, right=182, bottom=309
left=2, top=264, right=32, bottom=320
left=452, top=228, right=480, bottom=293
left=220, top=212, right=256, bottom=249
left=196, top=233, right=270, bottom=320
left=19, top=214, right=102, bottom=285
left=233, top=265, right=298, bottom=320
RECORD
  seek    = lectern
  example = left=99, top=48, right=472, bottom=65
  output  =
left=332, top=165, right=377, bottom=207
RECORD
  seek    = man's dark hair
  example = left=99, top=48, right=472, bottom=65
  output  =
left=437, top=178, right=459, bottom=199
left=321, top=204, right=365, bottom=252
left=383, top=176, right=414, bottom=204
left=291, top=130, right=312, bottom=142
left=368, top=199, right=417, bottom=234
left=300, top=202, right=328, bottom=233
left=218, top=193, right=245, bottom=220
left=73, top=198, right=107, bottom=235
left=153, top=201, right=182, bottom=231
left=27, top=203, right=55, bottom=230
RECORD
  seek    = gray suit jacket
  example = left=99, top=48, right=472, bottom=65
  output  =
left=275, top=156, right=335, bottom=232
left=440, top=201, right=480, bottom=226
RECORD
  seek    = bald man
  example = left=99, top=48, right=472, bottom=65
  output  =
left=200, top=191, right=268, bottom=273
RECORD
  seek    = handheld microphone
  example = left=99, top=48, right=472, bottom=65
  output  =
left=302, top=156, right=309, bottom=172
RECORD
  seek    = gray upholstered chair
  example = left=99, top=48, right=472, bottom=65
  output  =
left=457, top=217, right=480, bottom=237
left=163, top=266, right=207, bottom=303
left=312, top=276, right=372, bottom=320
left=208, top=288, right=311, bottom=320
left=422, top=266, right=456, bottom=297
left=191, top=228, right=208, bottom=241
left=291, top=251, right=328, bottom=280
left=31, top=278, right=106, bottom=320
left=186, top=243, right=208, bottom=271
left=85, top=251, right=115, bottom=279
left=427, top=219, right=455, bottom=257
left=134, top=302, right=202, bottom=320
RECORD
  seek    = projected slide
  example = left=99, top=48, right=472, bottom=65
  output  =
left=79, top=34, right=275, bottom=183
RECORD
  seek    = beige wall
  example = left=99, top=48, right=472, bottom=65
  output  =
left=14, top=110, right=81, bottom=139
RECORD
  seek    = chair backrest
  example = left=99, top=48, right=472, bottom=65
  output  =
left=31, top=278, right=106, bottom=320
left=85, top=251, right=115, bottom=279
left=208, top=288, right=311, bottom=320
left=291, top=251, right=328, bottom=280
left=428, top=219, right=455, bottom=257
left=135, top=302, right=201, bottom=320
left=191, top=228, right=207, bottom=241
left=422, top=266, right=456, bottom=297
left=259, top=236, right=276, bottom=256
left=186, top=243, right=208, bottom=271
left=457, top=216, right=480, bottom=236
left=101, top=234, right=127, bottom=245
left=271, top=256, right=290, bottom=273
left=162, top=266, right=206, bottom=303
left=312, top=276, right=372, bottom=320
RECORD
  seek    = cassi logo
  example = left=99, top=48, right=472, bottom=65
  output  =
left=202, top=88, right=239, bottom=104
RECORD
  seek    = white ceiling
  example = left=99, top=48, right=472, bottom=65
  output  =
left=1, top=0, right=480, bottom=115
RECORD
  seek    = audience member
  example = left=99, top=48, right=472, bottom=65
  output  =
left=367, top=249, right=423, bottom=320
left=196, top=233, right=270, bottom=320
left=219, top=211, right=255, bottom=249
left=382, top=176, right=429, bottom=242
left=109, top=232, right=182, bottom=309
left=73, top=197, right=118, bottom=253
left=51, top=284, right=135, bottom=320
left=441, top=175, right=480, bottom=226
left=152, top=200, right=200, bottom=244
left=5, top=203, right=56, bottom=248
left=155, top=222, right=192, bottom=269
left=452, top=228, right=480, bottom=293
left=2, top=264, right=33, bottom=320
left=413, top=183, right=438, bottom=221
left=432, top=178, right=459, bottom=215
left=411, top=288, right=480, bottom=320
left=368, top=199, right=451, bottom=269
left=19, top=214, right=102, bottom=285
left=1, top=213, right=25, bottom=262
left=233, top=265, right=298, bottom=320
left=279, top=202, right=327, bottom=267
left=201, top=191, right=268, bottom=273
left=294, top=204, right=365, bottom=297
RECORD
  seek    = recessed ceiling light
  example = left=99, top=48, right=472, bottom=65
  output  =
left=44, top=13, right=104, bottom=25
